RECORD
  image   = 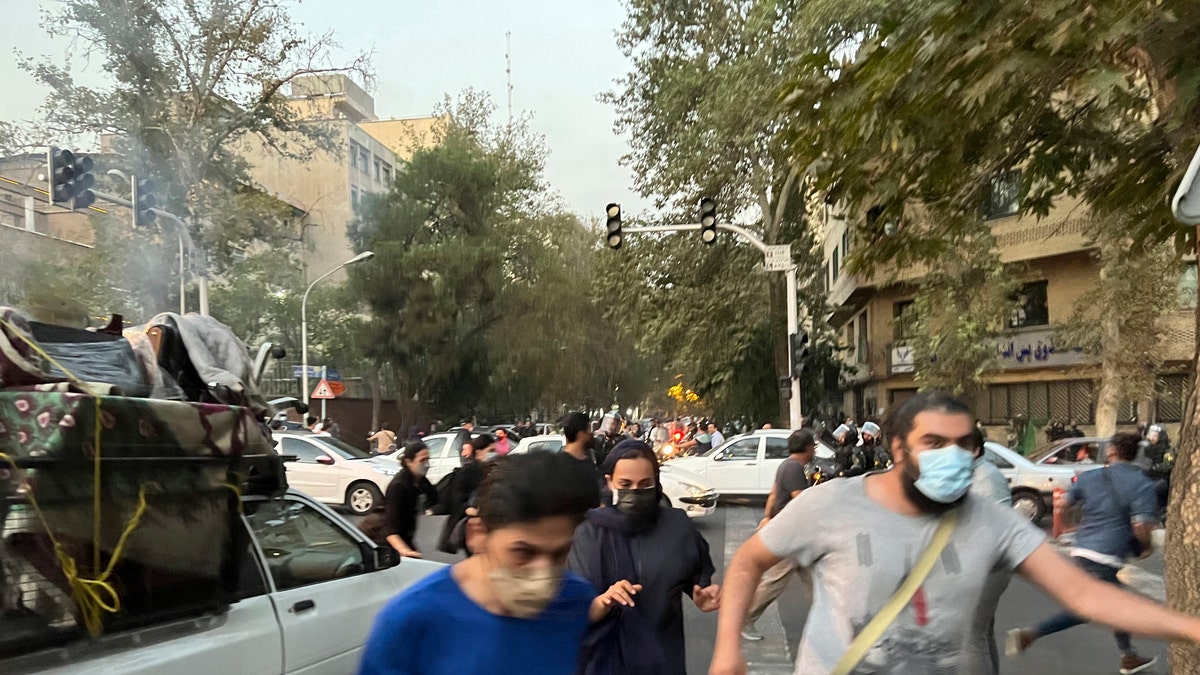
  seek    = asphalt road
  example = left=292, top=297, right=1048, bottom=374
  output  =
left=345, top=502, right=1170, bottom=675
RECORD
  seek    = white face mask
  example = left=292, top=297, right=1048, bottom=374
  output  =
left=488, top=564, right=564, bottom=618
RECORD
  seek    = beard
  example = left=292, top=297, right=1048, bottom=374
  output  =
left=900, top=454, right=968, bottom=515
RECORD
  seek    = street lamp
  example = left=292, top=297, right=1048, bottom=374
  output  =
left=301, top=251, right=375, bottom=405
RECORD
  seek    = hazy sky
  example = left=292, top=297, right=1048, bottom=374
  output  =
left=0, top=0, right=650, bottom=218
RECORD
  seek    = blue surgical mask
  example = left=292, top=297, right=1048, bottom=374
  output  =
left=913, top=445, right=974, bottom=503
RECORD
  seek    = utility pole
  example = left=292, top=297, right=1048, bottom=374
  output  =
left=617, top=221, right=804, bottom=428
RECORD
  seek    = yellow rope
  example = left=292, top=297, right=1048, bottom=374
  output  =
left=0, top=317, right=140, bottom=637
left=0, top=452, right=150, bottom=637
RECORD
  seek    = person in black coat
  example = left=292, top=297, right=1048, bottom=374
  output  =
left=381, top=441, right=438, bottom=558
left=568, top=440, right=720, bottom=675
left=437, top=433, right=495, bottom=555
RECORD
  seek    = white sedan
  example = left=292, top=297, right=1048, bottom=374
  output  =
left=666, top=429, right=838, bottom=496
left=271, top=431, right=398, bottom=515
left=983, top=441, right=1098, bottom=522
left=510, top=434, right=720, bottom=517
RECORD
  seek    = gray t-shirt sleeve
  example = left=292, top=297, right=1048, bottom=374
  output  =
left=978, top=498, right=1046, bottom=570
left=758, top=486, right=826, bottom=566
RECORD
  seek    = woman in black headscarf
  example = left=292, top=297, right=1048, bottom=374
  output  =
left=568, top=440, right=720, bottom=675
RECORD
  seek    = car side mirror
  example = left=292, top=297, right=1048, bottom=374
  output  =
left=712, top=451, right=726, bottom=461
left=316, top=455, right=335, bottom=466
left=374, top=545, right=400, bottom=569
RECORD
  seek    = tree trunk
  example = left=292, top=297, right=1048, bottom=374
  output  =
left=1093, top=368, right=1120, bottom=439
left=368, top=364, right=382, bottom=431
left=1166, top=226, right=1200, bottom=671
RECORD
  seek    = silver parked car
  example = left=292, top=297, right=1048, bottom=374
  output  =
left=983, top=441, right=1100, bottom=522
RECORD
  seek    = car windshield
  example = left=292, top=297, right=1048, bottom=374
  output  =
left=309, top=435, right=373, bottom=460
left=1028, top=442, right=1071, bottom=463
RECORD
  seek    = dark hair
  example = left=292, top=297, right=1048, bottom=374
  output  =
left=475, top=453, right=600, bottom=530
left=562, top=412, right=591, bottom=443
left=601, top=439, right=662, bottom=498
left=470, top=433, right=496, bottom=451
left=883, top=391, right=972, bottom=443
left=380, top=422, right=391, bottom=432
left=969, top=428, right=986, bottom=457
left=787, top=429, right=816, bottom=454
left=401, top=440, right=428, bottom=463
left=306, top=415, right=318, bottom=426
left=1111, top=432, right=1141, bottom=462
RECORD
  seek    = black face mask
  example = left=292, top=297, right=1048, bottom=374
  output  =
left=614, top=487, right=659, bottom=529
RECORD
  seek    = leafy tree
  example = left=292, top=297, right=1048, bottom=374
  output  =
left=778, top=0, right=1200, bottom=661
left=10, top=0, right=370, bottom=265
left=608, top=0, right=820, bottom=421
left=906, top=226, right=1019, bottom=404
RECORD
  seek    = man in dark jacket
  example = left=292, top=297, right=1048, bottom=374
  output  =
left=436, top=434, right=495, bottom=555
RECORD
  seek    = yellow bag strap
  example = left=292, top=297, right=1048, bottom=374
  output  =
left=831, top=509, right=959, bottom=675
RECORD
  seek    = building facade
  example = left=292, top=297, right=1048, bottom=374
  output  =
left=818, top=183, right=1195, bottom=440
left=240, top=74, right=443, bottom=279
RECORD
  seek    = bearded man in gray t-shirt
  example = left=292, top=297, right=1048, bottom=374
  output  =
left=710, top=391, right=1200, bottom=675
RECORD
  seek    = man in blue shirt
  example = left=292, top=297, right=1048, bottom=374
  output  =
left=359, top=452, right=606, bottom=675
left=1006, top=432, right=1160, bottom=674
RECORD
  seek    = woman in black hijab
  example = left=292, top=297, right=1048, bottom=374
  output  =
left=568, top=440, right=720, bottom=675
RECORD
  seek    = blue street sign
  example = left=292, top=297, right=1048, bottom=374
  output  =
left=291, top=366, right=342, bottom=381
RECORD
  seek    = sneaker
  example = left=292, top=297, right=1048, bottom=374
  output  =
left=1119, top=654, right=1157, bottom=674
left=1004, top=628, right=1036, bottom=658
left=740, top=625, right=764, bottom=641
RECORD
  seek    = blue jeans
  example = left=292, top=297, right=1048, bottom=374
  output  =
left=1033, top=557, right=1132, bottom=654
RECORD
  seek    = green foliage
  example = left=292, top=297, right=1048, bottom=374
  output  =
left=906, top=226, right=1019, bottom=399
left=781, top=0, right=1200, bottom=265
left=13, top=0, right=371, bottom=266
left=348, top=95, right=649, bottom=421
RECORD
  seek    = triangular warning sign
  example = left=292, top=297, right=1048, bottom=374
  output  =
left=311, top=379, right=336, bottom=399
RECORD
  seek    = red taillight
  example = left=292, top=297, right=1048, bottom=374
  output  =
left=672, top=431, right=683, bottom=442
left=1071, top=475, right=1079, bottom=483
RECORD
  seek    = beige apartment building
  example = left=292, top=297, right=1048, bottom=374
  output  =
left=818, top=177, right=1195, bottom=438
left=240, top=74, right=443, bottom=278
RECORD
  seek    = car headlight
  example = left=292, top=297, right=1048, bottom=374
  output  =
left=682, top=483, right=707, bottom=497
left=373, top=466, right=398, bottom=477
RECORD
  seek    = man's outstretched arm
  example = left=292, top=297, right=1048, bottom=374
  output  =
left=1018, top=543, right=1200, bottom=642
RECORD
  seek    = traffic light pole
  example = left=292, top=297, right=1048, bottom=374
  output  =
left=621, top=222, right=803, bottom=428
left=93, top=187, right=201, bottom=316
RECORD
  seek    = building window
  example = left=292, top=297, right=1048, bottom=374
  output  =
left=1177, top=262, right=1197, bottom=310
left=374, top=159, right=382, bottom=183
left=831, top=248, right=840, bottom=282
left=842, top=229, right=851, bottom=257
left=360, top=149, right=370, bottom=173
left=857, top=311, right=869, bottom=364
left=892, top=300, right=915, bottom=343
left=382, top=163, right=393, bottom=185
left=1156, top=374, right=1190, bottom=423
left=1009, top=281, right=1049, bottom=328
left=349, top=142, right=359, bottom=168
left=985, top=169, right=1021, bottom=219
left=979, top=380, right=1095, bottom=425
left=351, top=187, right=360, bottom=212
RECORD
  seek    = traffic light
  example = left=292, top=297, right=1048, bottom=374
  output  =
left=132, top=177, right=157, bottom=227
left=789, top=331, right=811, bottom=378
left=699, top=197, right=717, bottom=244
left=47, top=147, right=74, bottom=204
left=605, top=202, right=622, bottom=250
left=45, top=147, right=96, bottom=209
left=70, top=154, right=95, bottom=209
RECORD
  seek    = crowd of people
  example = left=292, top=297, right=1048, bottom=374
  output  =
left=349, top=396, right=1198, bottom=675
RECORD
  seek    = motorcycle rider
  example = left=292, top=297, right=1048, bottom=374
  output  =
left=831, top=424, right=866, bottom=477
left=1143, top=424, right=1174, bottom=512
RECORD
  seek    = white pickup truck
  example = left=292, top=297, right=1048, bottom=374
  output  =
left=3, top=490, right=443, bottom=675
